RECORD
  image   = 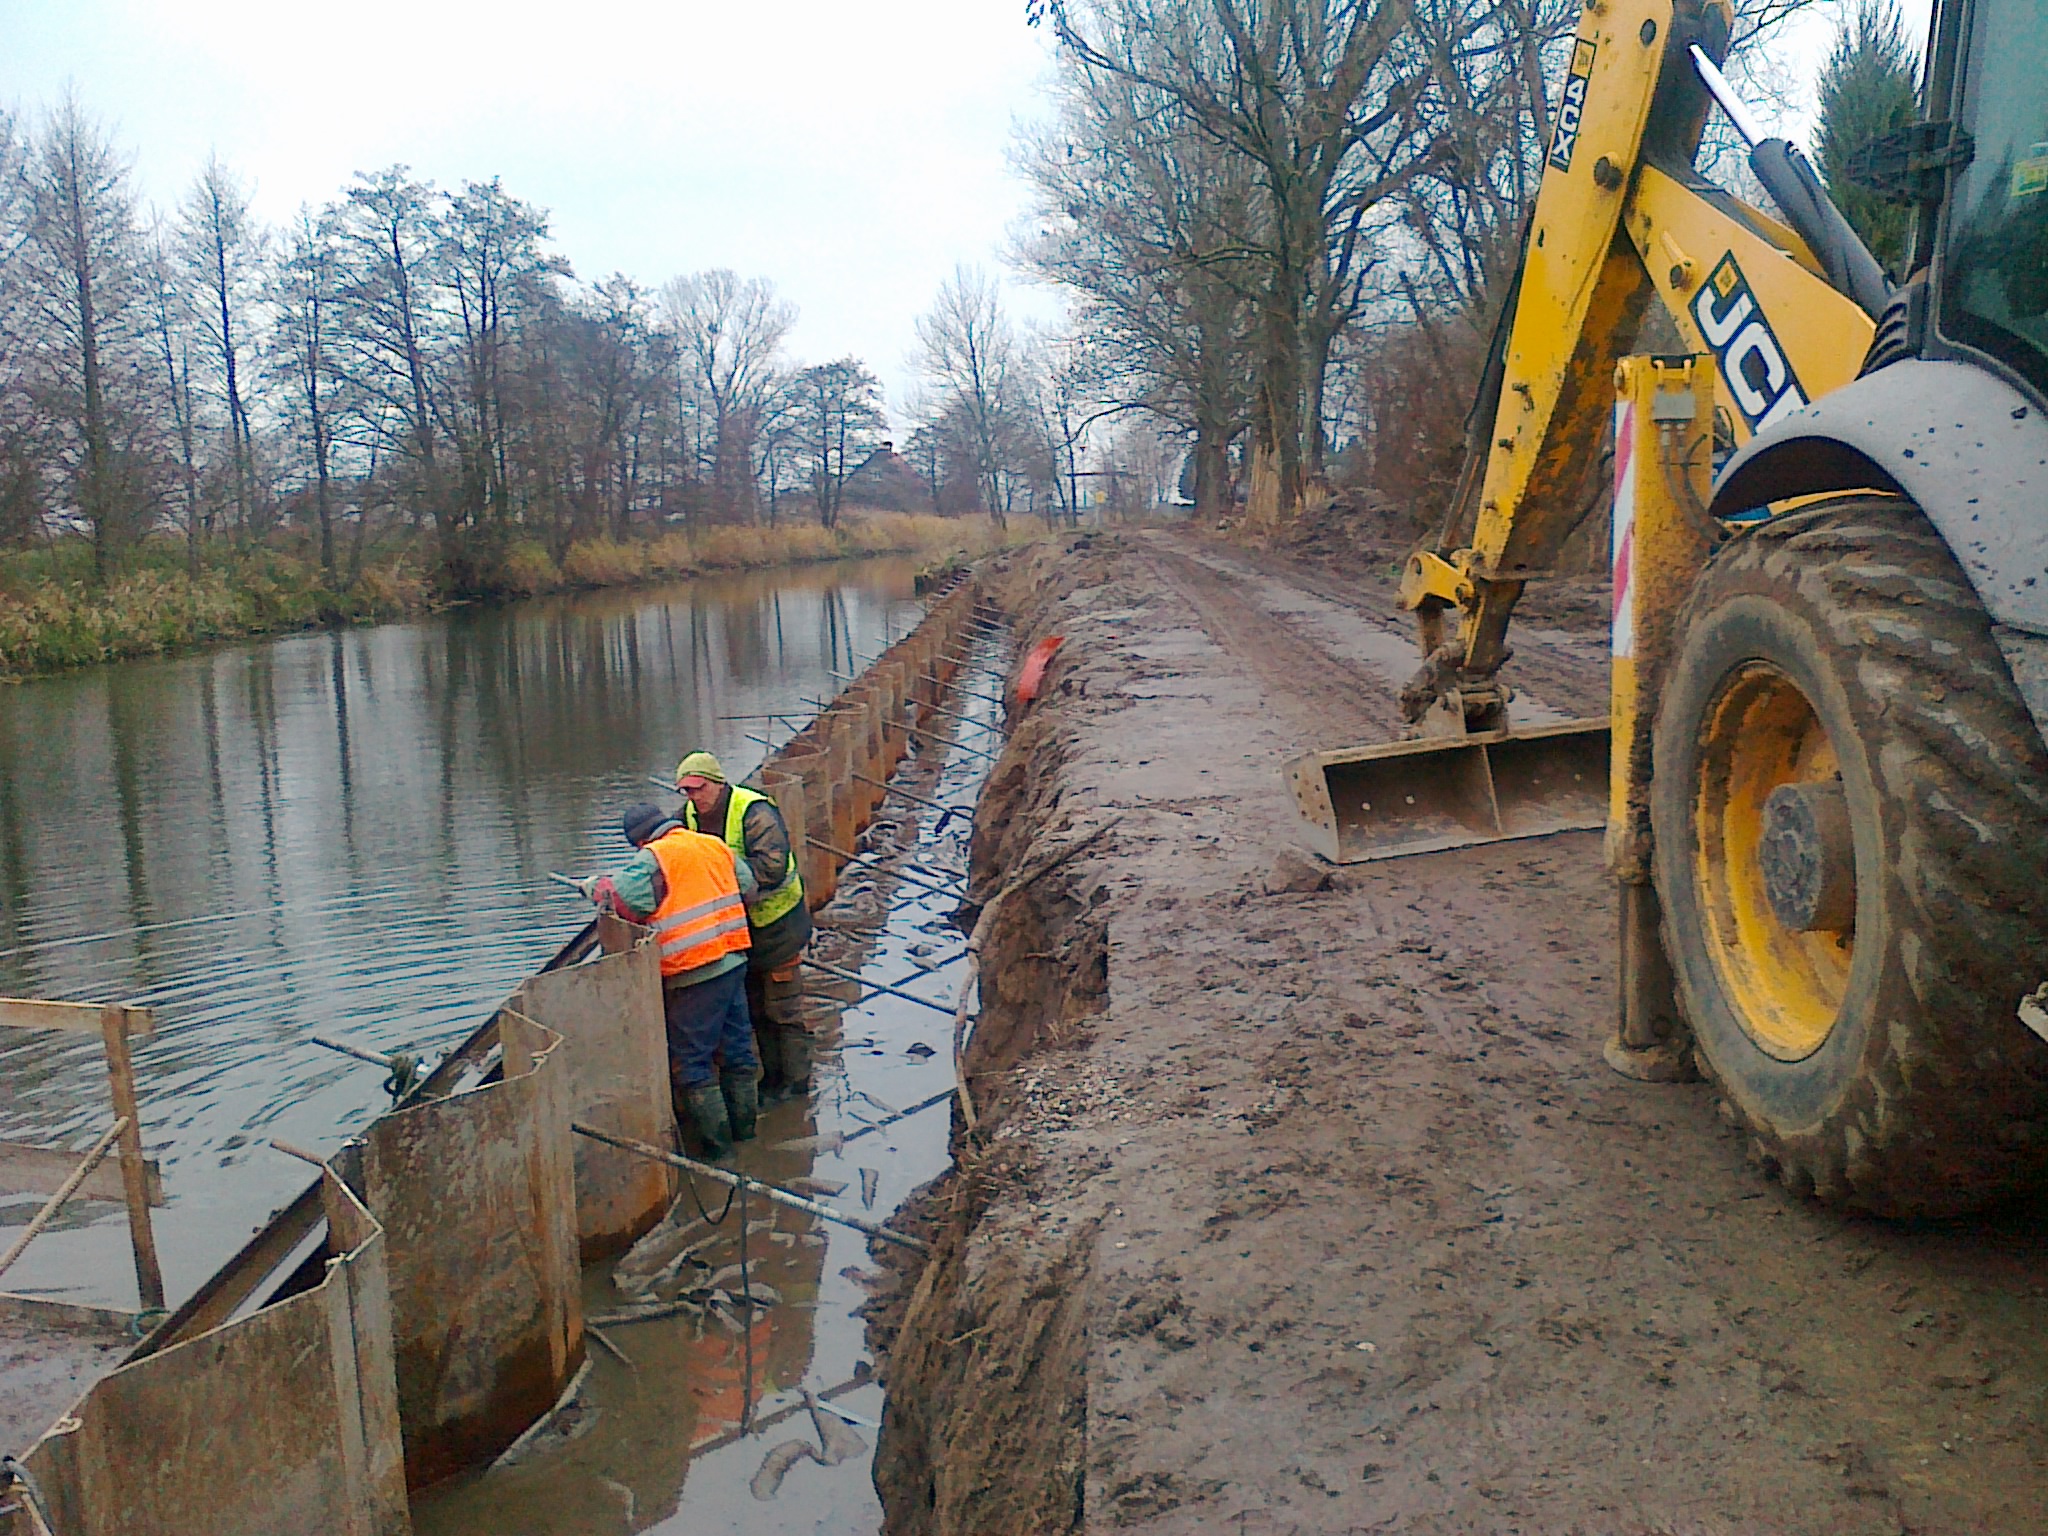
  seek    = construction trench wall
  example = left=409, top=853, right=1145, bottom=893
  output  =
left=0, top=575, right=983, bottom=1536
left=341, top=1011, right=581, bottom=1491
left=873, top=552, right=1109, bottom=1536
left=12, top=1168, right=410, bottom=1536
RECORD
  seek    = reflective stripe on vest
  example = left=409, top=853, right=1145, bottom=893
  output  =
left=646, top=828, right=751, bottom=978
left=688, top=785, right=805, bottom=928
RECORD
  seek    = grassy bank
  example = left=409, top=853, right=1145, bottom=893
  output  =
left=0, top=514, right=1012, bottom=679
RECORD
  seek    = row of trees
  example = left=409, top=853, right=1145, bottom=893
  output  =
left=1010, top=0, right=1909, bottom=528
left=905, top=265, right=1107, bottom=526
left=0, top=99, right=910, bottom=594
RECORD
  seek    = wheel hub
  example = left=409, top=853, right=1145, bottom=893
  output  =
left=1759, top=781, right=1855, bottom=933
left=1692, top=662, right=1856, bottom=1060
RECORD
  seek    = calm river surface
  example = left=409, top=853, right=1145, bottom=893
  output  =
left=0, top=558, right=926, bottom=1310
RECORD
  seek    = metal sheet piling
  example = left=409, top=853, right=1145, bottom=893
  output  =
left=514, top=930, right=676, bottom=1260
left=347, top=1009, right=581, bottom=1490
left=2, top=1168, right=409, bottom=1536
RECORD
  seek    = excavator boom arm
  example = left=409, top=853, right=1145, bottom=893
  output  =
left=1402, top=0, right=1876, bottom=688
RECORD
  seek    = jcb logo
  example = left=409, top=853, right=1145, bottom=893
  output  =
left=1692, top=254, right=1809, bottom=431
left=1548, top=41, right=1597, bottom=172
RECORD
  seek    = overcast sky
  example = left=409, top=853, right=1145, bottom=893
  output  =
left=0, top=0, right=1924, bottom=428
left=0, top=0, right=1059, bottom=425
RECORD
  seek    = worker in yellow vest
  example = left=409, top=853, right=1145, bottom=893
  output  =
left=674, top=751, right=815, bottom=1101
left=586, top=801, right=761, bottom=1158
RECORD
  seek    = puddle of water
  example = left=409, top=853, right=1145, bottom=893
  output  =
left=412, top=629, right=1007, bottom=1535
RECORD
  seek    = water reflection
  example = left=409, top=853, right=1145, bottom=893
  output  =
left=0, top=559, right=922, bottom=1308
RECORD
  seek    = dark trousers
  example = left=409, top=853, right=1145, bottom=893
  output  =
left=663, top=966, right=757, bottom=1089
left=747, top=962, right=806, bottom=1082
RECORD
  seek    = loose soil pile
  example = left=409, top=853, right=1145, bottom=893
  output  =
left=871, top=529, right=2048, bottom=1536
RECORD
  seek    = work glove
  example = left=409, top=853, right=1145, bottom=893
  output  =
left=572, top=875, right=600, bottom=900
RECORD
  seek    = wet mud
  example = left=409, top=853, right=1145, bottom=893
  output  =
left=875, top=530, right=2048, bottom=1536
left=0, top=1311, right=128, bottom=1457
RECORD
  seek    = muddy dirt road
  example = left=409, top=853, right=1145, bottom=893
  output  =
left=877, top=530, right=2048, bottom=1536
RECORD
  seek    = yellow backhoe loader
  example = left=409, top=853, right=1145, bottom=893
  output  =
left=1289, top=0, right=2048, bottom=1215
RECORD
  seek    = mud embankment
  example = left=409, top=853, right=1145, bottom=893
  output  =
left=872, top=540, right=1114, bottom=1536
left=872, top=528, right=2048, bottom=1536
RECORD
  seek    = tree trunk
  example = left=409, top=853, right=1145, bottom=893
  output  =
left=312, top=403, right=335, bottom=585
left=1192, top=418, right=1231, bottom=518
left=213, top=237, right=253, bottom=544
left=67, top=183, right=112, bottom=586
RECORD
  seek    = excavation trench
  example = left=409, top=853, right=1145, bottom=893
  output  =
left=868, top=559, right=1111, bottom=1536
left=402, top=620, right=1015, bottom=1535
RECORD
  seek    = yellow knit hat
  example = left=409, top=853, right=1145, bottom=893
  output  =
left=674, top=750, right=726, bottom=787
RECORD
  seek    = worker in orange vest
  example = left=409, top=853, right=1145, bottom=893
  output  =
left=584, top=802, right=762, bottom=1158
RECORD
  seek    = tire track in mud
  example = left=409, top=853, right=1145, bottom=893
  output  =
left=1136, top=542, right=1404, bottom=745
left=1171, top=535, right=1615, bottom=725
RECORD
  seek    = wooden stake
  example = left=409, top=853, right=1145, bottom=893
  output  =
left=100, top=1006, right=164, bottom=1311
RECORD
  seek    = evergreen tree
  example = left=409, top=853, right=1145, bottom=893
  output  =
left=1814, top=0, right=1920, bottom=276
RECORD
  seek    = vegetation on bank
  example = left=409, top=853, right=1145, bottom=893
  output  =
left=0, top=513, right=1010, bottom=679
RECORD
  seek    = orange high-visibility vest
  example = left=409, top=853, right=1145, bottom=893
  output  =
left=646, top=828, right=751, bottom=979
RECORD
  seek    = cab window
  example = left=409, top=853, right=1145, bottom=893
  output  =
left=1941, top=0, right=2048, bottom=394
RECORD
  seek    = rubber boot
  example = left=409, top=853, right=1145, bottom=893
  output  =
left=722, top=1068, right=761, bottom=1143
left=781, top=1028, right=813, bottom=1098
left=684, top=1083, right=734, bottom=1161
left=756, top=1020, right=790, bottom=1104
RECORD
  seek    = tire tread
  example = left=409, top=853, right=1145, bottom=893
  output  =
left=1659, top=498, right=2048, bottom=1215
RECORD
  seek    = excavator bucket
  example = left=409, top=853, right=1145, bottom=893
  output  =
left=1284, top=719, right=1609, bottom=863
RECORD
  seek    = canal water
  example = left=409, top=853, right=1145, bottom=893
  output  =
left=0, top=558, right=930, bottom=1312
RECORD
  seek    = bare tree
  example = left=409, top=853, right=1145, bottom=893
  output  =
left=439, top=178, right=556, bottom=537
left=548, top=274, right=661, bottom=543
left=0, top=95, right=927, bottom=596
left=755, top=375, right=804, bottom=526
left=271, top=207, right=344, bottom=582
left=795, top=357, right=886, bottom=528
left=0, top=109, right=47, bottom=548
left=1040, top=0, right=1488, bottom=522
left=659, top=269, right=795, bottom=523
left=1017, top=329, right=1115, bottom=527
left=1017, top=72, right=1258, bottom=516
left=332, top=167, right=445, bottom=540
left=913, top=265, right=1027, bottom=526
left=179, top=154, right=266, bottom=542
left=143, top=217, right=205, bottom=575
left=18, top=95, right=151, bottom=583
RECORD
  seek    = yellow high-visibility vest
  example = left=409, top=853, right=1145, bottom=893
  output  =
left=689, top=786, right=805, bottom=928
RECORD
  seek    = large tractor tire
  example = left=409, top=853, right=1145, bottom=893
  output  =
left=1651, top=497, right=2048, bottom=1216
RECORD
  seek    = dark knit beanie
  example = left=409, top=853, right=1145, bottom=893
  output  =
left=621, top=801, right=668, bottom=847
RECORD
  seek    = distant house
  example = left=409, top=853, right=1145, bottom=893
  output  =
left=841, top=442, right=932, bottom=514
